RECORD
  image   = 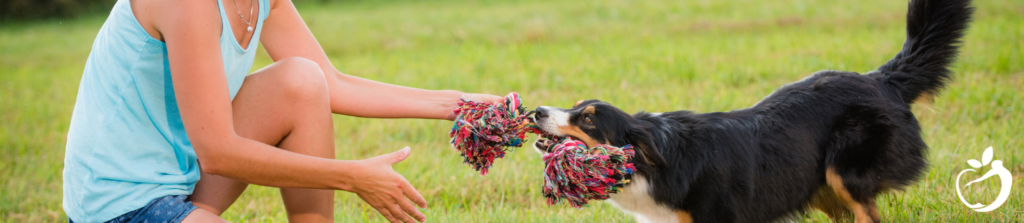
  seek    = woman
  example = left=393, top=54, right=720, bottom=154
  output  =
left=63, top=0, right=502, bottom=222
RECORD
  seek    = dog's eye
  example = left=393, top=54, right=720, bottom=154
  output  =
left=584, top=116, right=592, bottom=124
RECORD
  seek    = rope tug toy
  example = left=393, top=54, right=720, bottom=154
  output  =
left=539, top=136, right=636, bottom=208
left=448, top=92, right=635, bottom=207
left=449, top=92, right=532, bottom=175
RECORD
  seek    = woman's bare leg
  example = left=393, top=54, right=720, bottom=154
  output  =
left=181, top=208, right=228, bottom=223
left=189, top=57, right=335, bottom=222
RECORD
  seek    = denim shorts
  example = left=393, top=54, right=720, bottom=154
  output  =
left=70, top=195, right=198, bottom=223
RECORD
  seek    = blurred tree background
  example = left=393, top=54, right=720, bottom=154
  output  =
left=0, top=0, right=341, bottom=21
left=1, top=0, right=114, bottom=20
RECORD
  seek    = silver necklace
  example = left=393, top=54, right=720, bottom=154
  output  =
left=232, top=0, right=255, bottom=32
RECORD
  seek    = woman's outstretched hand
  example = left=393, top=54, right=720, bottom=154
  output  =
left=351, top=147, right=427, bottom=223
left=462, top=93, right=505, bottom=105
left=445, top=93, right=505, bottom=120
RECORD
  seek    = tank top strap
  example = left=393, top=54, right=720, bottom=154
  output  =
left=251, top=0, right=269, bottom=48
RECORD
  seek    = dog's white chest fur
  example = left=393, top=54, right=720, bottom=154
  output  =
left=605, top=176, right=679, bottom=223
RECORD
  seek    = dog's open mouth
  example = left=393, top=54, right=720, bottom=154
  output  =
left=534, top=132, right=567, bottom=151
left=528, top=117, right=571, bottom=152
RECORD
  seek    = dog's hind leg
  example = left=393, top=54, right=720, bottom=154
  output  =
left=866, top=198, right=880, bottom=222
left=810, top=186, right=849, bottom=221
left=825, top=167, right=879, bottom=223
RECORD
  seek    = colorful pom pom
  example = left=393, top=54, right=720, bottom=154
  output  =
left=541, top=137, right=636, bottom=208
left=449, top=92, right=532, bottom=175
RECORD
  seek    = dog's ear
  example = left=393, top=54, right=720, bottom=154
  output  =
left=623, top=123, right=667, bottom=168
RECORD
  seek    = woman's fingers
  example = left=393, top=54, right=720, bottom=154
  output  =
left=368, top=147, right=410, bottom=164
left=400, top=179, right=427, bottom=208
left=371, top=202, right=398, bottom=223
left=392, top=178, right=425, bottom=222
left=449, top=93, right=506, bottom=120
left=371, top=190, right=424, bottom=223
left=354, top=147, right=427, bottom=222
left=491, top=94, right=505, bottom=104
left=461, top=93, right=504, bottom=104
left=395, top=191, right=426, bottom=222
left=385, top=198, right=418, bottom=223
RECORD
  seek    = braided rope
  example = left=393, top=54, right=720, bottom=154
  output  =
left=449, top=92, right=531, bottom=175
left=541, top=137, right=636, bottom=208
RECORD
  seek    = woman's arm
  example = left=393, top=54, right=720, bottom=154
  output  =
left=158, top=1, right=425, bottom=222
left=258, top=0, right=501, bottom=120
left=162, top=0, right=346, bottom=191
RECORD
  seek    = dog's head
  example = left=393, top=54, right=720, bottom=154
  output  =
left=531, top=99, right=666, bottom=168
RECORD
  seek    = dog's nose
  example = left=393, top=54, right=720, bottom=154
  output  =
left=535, top=107, right=549, bottom=119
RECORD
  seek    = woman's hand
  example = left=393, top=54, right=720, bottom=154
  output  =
left=444, top=93, right=505, bottom=120
left=350, top=147, right=428, bottom=223
left=461, top=93, right=505, bottom=104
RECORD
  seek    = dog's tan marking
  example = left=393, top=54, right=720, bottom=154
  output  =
left=866, top=198, right=880, bottom=222
left=826, top=167, right=875, bottom=223
left=557, top=125, right=598, bottom=147
left=913, top=92, right=935, bottom=105
left=675, top=211, right=693, bottom=223
left=810, top=186, right=849, bottom=220
left=575, top=100, right=585, bottom=106
left=583, top=105, right=596, bottom=115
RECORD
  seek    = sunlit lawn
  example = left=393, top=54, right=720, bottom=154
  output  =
left=2, top=0, right=1022, bottom=222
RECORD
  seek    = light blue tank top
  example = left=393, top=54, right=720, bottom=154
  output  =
left=63, top=0, right=267, bottom=222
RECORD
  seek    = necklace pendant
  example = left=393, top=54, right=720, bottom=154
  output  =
left=247, top=26, right=253, bottom=32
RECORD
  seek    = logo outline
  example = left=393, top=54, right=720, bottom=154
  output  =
left=955, top=146, right=1013, bottom=212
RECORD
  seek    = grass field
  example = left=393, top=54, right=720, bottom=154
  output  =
left=2, top=0, right=1022, bottom=222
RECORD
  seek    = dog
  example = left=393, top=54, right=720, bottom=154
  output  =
left=529, top=0, right=973, bottom=222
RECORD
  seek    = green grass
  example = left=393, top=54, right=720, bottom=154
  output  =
left=2, top=0, right=1022, bottom=222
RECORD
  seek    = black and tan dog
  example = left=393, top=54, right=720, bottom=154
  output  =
left=530, top=0, right=972, bottom=222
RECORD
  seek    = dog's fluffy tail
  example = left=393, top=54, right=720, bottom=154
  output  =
left=873, top=0, right=973, bottom=104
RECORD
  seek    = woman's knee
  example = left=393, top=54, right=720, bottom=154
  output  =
left=271, top=57, right=329, bottom=102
